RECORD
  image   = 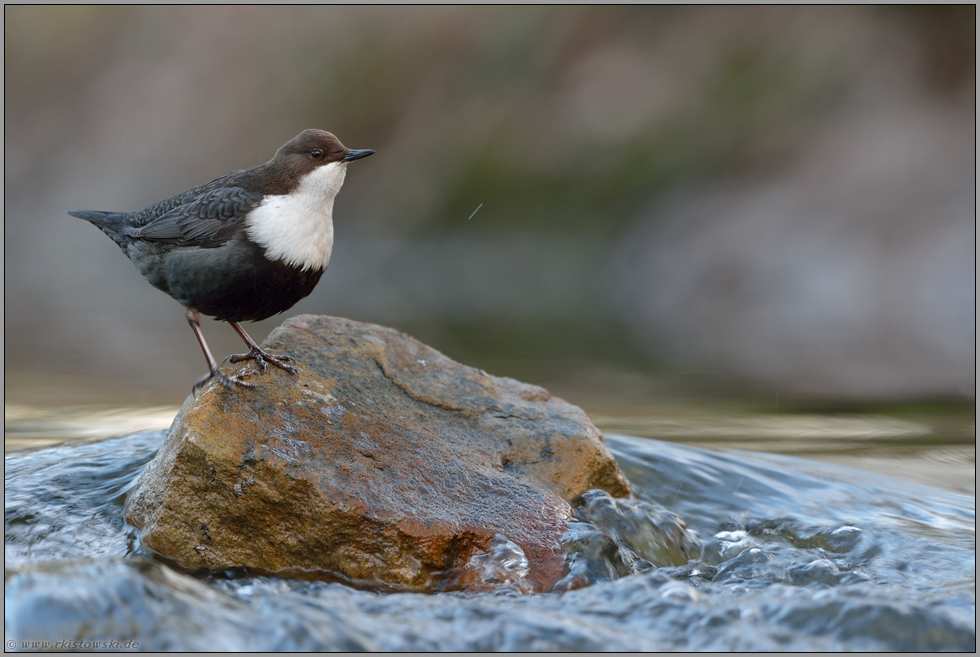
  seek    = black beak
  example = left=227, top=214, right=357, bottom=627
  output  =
left=343, top=149, right=375, bottom=162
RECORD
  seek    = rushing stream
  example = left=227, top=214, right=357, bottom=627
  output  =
left=5, top=429, right=975, bottom=651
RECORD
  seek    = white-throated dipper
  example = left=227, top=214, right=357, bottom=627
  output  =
left=70, top=129, right=374, bottom=393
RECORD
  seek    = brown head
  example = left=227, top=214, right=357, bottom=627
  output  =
left=259, top=129, right=374, bottom=194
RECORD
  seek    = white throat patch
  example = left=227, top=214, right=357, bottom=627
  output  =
left=246, top=161, right=347, bottom=271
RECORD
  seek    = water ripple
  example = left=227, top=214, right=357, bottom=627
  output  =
left=4, top=431, right=975, bottom=651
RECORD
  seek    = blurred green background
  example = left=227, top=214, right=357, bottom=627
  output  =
left=4, top=6, right=975, bottom=429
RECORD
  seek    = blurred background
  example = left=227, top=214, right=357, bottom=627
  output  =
left=4, top=7, right=975, bottom=484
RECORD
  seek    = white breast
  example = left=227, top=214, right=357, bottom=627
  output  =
left=246, top=161, right=347, bottom=271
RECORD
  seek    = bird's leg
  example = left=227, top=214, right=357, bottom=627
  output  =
left=186, top=309, right=256, bottom=394
left=224, top=321, right=298, bottom=375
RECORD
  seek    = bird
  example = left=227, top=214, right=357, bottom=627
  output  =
left=70, top=129, right=374, bottom=393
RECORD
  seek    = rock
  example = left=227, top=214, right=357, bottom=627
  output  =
left=126, top=315, right=631, bottom=592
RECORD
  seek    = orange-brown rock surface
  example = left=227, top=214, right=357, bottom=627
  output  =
left=125, top=315, right=631, bottom=592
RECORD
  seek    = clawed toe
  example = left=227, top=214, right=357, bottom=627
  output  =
left=224, top=346, right=297, bottom=375
left=265, top=354, right=298, bottom=375
left=192, top=367, right=257, bottom=396
left=224, top=351, right=261, bottom=369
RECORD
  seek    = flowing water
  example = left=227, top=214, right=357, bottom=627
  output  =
left=4, top=419, right=975, bottom=651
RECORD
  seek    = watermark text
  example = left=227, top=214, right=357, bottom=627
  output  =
left=8, top=639, right=140, bottom=650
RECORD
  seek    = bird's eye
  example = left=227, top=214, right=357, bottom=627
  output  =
left=310, top=149, right=323, bottom=159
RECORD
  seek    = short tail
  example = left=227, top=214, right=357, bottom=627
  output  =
left=69, top=209, right=120, bottom=227
left=69, top=209, right=130, bottom=250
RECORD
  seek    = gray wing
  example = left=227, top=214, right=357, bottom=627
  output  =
left=129, top=186, right=263, bottom=248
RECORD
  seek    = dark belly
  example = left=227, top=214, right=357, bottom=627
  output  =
left=199, top=261, right=324, bottom=322
left=161, top=238, right=326, bottom=323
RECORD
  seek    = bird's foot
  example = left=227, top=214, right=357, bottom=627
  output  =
left=224, top=346, right=298, bottom=375
left=192, top=367, right=257, bottom=396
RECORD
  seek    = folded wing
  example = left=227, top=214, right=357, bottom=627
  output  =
left=132, top=186, right=263, bottom=248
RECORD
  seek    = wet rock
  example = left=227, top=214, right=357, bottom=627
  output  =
left=126, top=315, right=630, bottom=592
